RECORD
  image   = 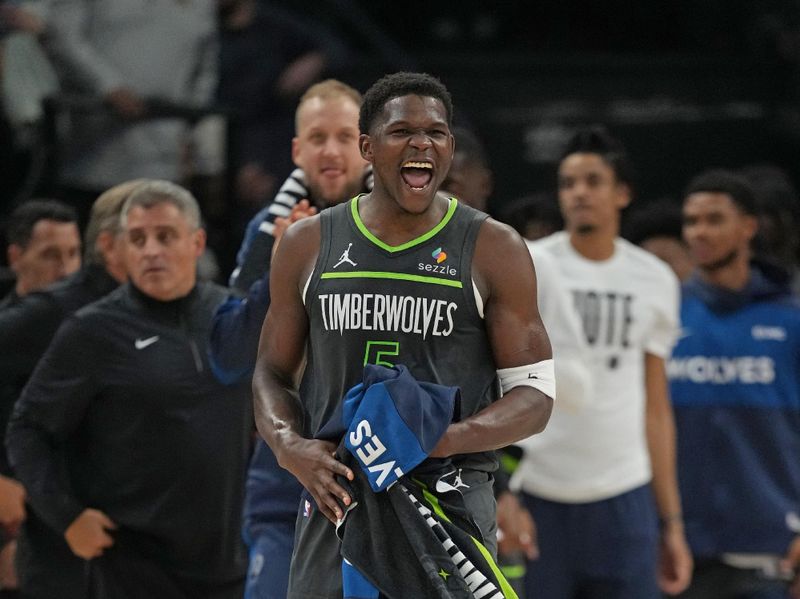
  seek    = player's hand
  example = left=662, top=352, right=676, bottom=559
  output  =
left=105, top=87, right=145, bottom=119
left=272, top=200, right=318, bottom=260
left=64, top=508, right=117, bottom=560
left=0, top=540, right=18, bottom=590
left=0, top=475, right=26, bottom=536
left=781, top=536, right=800, bottom=598
left=658, top=522, right=693, bottom=595
left=496, top=491, right=538, bottom=560
left=276, top=52, right=326, bottom=98
left=280, top=437, right=353, bottom=524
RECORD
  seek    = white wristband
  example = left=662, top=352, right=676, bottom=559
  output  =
left=497, top=359, right=556, bottom=400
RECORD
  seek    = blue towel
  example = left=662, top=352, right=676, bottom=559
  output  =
left=339, top=364, right=459, bottom=598
left=342, top=364, right=458, bottom=492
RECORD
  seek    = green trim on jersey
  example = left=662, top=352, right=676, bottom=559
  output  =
left=472, top=539, right=520, bottom=599
left=351, top=196, right=458, bottom=253
left=320, top=270, right=463, bottom=288
left=500, top=564, right=526, bottom=580
left=415, top=478, right=519, bottom=599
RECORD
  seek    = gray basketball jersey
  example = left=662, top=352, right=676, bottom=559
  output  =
left=300, top=196, right=500, bottom=470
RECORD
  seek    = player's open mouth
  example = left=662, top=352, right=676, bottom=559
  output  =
left=401, top=161, right=433, bottom=190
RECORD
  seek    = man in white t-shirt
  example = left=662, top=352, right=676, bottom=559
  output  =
left=512, top=126, right=693, bottom=598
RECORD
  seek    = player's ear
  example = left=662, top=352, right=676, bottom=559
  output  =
left=192, top=228, right=207, bottom=257
left=291, top=137, right=302, bottom=168
left=7, top=244, right=22, bottom=271
left=359, top=134, right=373, bottom=162
left=615, top=182, right=632, bottom=210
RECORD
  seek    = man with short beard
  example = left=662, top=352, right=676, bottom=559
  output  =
left=209, top=78, right=369, bottom=599
left=228, top=78, right=369, bottom=293
left=514, top=126, right=692, bottom=598
left=669, top=169, right=800, bottom=598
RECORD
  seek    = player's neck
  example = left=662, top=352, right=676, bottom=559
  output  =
left=568, top=227, right=616, bottom=261
left=357, top=191, right=449, bottom=246
left=697, top=252, right=751, bottom=291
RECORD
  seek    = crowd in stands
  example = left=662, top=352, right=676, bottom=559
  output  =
left=1, top=3, right=800, bottom=599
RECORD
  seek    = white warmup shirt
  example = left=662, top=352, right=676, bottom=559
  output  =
left=528, top=248, right=592, bottom=413
left=512, top=231, right=680, bottom=503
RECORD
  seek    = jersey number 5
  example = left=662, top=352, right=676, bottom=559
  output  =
left=363, top=341, right=399, bottom=367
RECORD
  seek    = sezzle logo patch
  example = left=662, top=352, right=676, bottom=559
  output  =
left=419, top=246, right=457, bottom=276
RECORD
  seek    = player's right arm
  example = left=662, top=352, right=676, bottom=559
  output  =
left=252, top=216, right=353, bottom=524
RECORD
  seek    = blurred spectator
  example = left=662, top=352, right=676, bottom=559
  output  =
left=2, top=199, right=80, bottom=306
left=513, top=126, right=692, bottom=598
left=499, top=192, right=563, bottom=241
left=210, top=78, right=367, bottom=599
left=740, top=162, right=800, bottom=294
left=0, top=197, right=79, bottom=595
left=7, top=181, right=252, bottom=599
left=439, top=123, right=589, bottom=596
left=0, top=180, right=140, bottom=599
left=42, top=0, right=218, bottom=220
left=217, top=0, right=349, bottom=210
left=441, top=125, right=493, bottom=212
left=0, top=1, right=56, bottom=208
left=229, top=78, right=368, bottom=292
left=671, top=169, right=800, bottom=598
left=623, top=198, right=694, bottom=282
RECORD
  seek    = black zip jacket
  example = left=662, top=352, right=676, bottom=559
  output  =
left=0, top=264, right=118, bottom=473
left=0, top=263, right=119, bottom=598
left=6, top=281, right=252, bottom=584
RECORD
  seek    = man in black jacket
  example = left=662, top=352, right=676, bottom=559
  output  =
left=7, top=181, right=252, bottom=599
left=0, top=179, right=144, bottom=599
left=0, top=198, right=79, bottom=595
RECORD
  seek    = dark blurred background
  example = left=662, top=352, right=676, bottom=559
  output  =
left=4, top=0, right=800, bottom=278
left=296, top=0, right=800, bottom=213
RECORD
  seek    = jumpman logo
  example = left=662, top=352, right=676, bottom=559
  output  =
left=451, top=469, right=469, bottom=490
left=333, top=243, right=357, bottom=268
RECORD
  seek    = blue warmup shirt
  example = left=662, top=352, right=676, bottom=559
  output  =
left=208, top=272, right=270, bottom=386
left=669, top=263, right=800, bottom=557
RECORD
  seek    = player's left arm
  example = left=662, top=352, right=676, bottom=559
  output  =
left=645, top=352, right=693, bottom=594
left=431, top=219, right=553, bottom=457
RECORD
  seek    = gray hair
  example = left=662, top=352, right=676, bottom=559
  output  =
left=120, top=180, right=201, bottom=230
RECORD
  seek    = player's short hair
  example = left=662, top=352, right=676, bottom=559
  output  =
left=359, top=72, right=453, bottom=134
left=295, top=79, right=363, bottom=133
left=559, top=125, right=636, bottom=189
left=6, top=199, right=78, bottom=248
left=120, top=180, right=202, bottom=230
left=84, top=179, right=150, bottom=264
left=684, top=169, right=757, bottom=216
